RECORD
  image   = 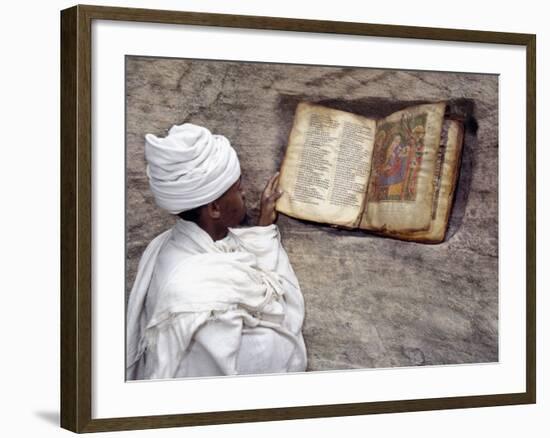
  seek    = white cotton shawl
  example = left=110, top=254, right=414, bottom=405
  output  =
left=145, top=123, right=241, bottom=214
left=125, top=219, right=301, bottom=380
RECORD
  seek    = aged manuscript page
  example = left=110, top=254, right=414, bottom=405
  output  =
left=360, top=102, right=446, bottom=232
left=385, top=119, right=464, bottom=241
left=277, top=102, right=376, bottom=227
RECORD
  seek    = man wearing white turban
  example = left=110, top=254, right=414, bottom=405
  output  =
left=126, top=123, right=307, bottom=380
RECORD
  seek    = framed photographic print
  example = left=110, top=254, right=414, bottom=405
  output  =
left=60, top=4, right=536, bottom=433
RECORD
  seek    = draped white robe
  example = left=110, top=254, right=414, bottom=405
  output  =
left=126, top=218, right=307, bottom=380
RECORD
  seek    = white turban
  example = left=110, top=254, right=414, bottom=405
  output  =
left=145, top=123, right=241, bottom=214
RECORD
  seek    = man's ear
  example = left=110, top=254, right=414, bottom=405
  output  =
left=206, top=201, right=222, bottom=219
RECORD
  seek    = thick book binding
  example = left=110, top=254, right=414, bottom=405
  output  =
left=276, top=101, right=465, bottom=243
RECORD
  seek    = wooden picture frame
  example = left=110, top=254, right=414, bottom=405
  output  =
left=60, top=4, right=536, bottom=433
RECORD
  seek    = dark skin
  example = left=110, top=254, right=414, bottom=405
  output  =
left=191, top=172, right=283, bottom=241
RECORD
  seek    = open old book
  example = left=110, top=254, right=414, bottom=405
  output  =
left=275, top=102, right=464, bottom=243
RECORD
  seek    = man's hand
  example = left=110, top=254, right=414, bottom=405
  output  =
left=258, top=172, right=283, bottom=226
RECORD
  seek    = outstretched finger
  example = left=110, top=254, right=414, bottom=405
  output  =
left=269, top=189, right=284, bottom=202
left=266, top=172, right=280, bottom=193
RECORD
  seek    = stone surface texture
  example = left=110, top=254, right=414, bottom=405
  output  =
left=126, top=56, right=498, bottom=371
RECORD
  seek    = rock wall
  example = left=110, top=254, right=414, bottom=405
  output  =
left=126, top=56, right=498, bottom=370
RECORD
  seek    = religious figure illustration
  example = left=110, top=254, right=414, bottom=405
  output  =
left=378, top=134, right=410, bottom=186
left=370, top=114, right=427, bottom=202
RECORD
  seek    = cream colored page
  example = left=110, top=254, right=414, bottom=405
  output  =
left=361, top=102, right=446, bottom=232
left=276, top=102, right=376, bottom=227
